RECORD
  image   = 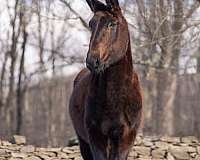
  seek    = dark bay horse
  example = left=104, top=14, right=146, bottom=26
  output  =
left=69, top=0, right=142, bottom=159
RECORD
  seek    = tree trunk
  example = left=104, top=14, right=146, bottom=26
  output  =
left=153, top=0, right=183, bottom=135
left=0, top=53, right=8, bottom=108
left=16, top=25, right=27, bottom=134
left=171, top=0, right=183, bottom=135
left=197, top=47, right=200, bottom=73
left=5, top=0, right=22, bottom=135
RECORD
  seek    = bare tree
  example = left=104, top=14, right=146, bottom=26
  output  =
left=4, top=0, right=23, bottom=134
left=16, top=1, right=30, bottom=134
left=133, top=0, right=200, bottom=135
left=197, top=43, right=200, bottom=72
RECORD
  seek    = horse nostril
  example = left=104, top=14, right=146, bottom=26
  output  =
left=95, top=58, right=100, bottom=68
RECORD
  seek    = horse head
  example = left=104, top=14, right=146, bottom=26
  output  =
left=86, top=0, right=130, bottom=74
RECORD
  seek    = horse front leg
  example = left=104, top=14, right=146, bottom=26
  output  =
left=88, top=129, right=108, bottom=160
left=108, top=125, right=136, bottom=160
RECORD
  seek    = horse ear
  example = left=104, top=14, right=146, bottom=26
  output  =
left=86, top=0, right=109, bottom=12
left=106, top=0, right=119, bottom=9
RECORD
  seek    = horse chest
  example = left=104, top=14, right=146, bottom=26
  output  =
left=86, top=87, right=128, bottom=118
left=86, top=110, right=124, bottom=138
left=85, top=94, right=129, bottom=136
left=85, top=75, right=138, bottom=135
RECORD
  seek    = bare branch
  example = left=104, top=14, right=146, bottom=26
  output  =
left=59, top=0, right=90, bottom=30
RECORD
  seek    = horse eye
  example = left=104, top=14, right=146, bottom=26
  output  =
left=107, top=22, right=117, bottom=28
left=89, top=20, right=96, bottom=29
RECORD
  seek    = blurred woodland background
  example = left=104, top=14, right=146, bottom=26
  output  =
left=0, top=0, right=200, bottom=147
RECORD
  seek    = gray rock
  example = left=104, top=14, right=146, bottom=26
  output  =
left=167, top=153, right=175, bottom=160
left=13, top=136, right=26, bottom=145
left=74, top=157, right=83, bottom=160
left=6, top=145, right=21, bottom=151
left=0, top=149, right=7, bottom=155
left=69, top=146, right=79, bottom=150
left=133, top=146, right=151, bottom=156
left=197, top=146, right=200, bottom=154
left=0, top=149, right=10, bottom=157
left=190, top=152, right=197, bottom=158
left=35, top=153, right=51, bottom=160
left=2, top=141, right=12, bottom=146
left=161, top=136, right=180, bottom=143
left=155, top=141, right=170, bottom=150
left=67, top=153, right=81, bottom=159
left=36, top=147, right=61, bottom=152
left=182, top=146, right=196, bottom=153
left=142, top=139, right=154, bottom=147
left=152, top=148, right=166, bottom=159
left=134, top=136, right=142, bottom=146
left=169, top=146, right=190, bottom=160
left=20, top=145, right=35, bottom=153
left=25, top=156, right=41, bottom=160
left=181, top=136, right=199, bottom=143
left=57, top=152, right=69, bottom=159
left=128, top=150, right=138, bottom=157
left=39, top=151, right=56, bottom=157
left=8, top=158, right=22, bottom=160
left=62, top=147, right=74, bottom=154
left=11, top=152, right=27, bottom=158
left=68, top=137, right=79, bottom=147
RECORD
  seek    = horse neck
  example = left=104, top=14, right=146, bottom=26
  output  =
left=107, top=41, right=133, bottom=82
left=90, top=41, right=133, bottom=93
left=89, top=41, right=133, bottom=109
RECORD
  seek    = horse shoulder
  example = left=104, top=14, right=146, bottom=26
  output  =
left=69, top=68, right=91, bottom=142
left=70, top=68, right=90, bottom=107
left=124, top=71, right=142, bottom=129
left=73, top=68, right=90, bottom=87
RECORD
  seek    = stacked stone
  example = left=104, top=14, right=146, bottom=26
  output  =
left=129, top=135, right=200, bottom=160
left=0, top=135, right=200, bottom=160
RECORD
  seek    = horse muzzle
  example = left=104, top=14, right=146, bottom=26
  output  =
left=86, top=55, right=107, bottom=74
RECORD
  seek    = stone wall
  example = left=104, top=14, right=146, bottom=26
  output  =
left=0, top=135, right=200, bottom=160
